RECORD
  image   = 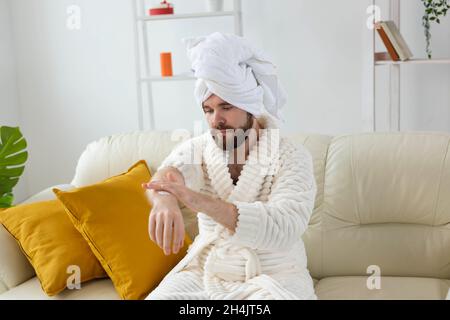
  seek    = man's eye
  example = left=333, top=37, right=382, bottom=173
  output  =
left=222, top=106, right=232, bottom=110
left=204, top=109, right=213, bottom=113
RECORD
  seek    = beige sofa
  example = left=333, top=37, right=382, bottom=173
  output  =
left=1, top=130, right=449, bottom=299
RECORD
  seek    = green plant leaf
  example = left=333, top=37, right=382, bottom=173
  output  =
left=0, top=193, right=13, bottom=208
left=0, top=176, right=19, bottom=193
left=0, top=151, right=28, bottom=166
left=0, top=128, right=27, bottom=158
left=0, top=165, right=24, bottom=177
left=0, top=126, right=27, bottom=208
left=0, top=138, right=27, bottom=158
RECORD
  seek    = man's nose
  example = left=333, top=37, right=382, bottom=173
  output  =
left=212, top=111, right=226, bottom=128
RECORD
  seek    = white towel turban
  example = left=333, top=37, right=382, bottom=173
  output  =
left=182, top=32, right=287, bottom=126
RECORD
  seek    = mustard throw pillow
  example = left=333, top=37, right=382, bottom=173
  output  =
left=0, top=200, right=107, bottom=296
left=53, top=160, right=192, bottom=300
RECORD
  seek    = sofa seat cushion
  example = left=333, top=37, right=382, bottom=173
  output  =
left=315, top=276, right=450, bottom=300
left=0, top=277, right=119, bottom=300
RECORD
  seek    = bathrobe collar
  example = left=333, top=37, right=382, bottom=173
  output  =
left=203, top=127, right=278, bottom=204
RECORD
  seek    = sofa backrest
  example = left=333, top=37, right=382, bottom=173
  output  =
left=305, top=132, right=450, bottom=280
left=71, top=131, right=450, bottom=281
left=71, top=131, right=184, bottom=187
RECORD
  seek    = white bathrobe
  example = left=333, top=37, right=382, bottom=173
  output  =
left=146, top=127, right=317, bottom=300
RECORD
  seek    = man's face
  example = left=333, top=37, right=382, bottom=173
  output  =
left=202, top=94, right=254, bottom=151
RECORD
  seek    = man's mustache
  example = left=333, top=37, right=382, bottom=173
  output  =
left=213, top=126, right=234, bottom=130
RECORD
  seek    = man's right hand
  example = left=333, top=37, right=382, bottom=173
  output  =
left=144, top=172, right=186, bottom=255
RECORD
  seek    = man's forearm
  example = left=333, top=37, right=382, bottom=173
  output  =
left=201, top=197, right=238, bottom=233
left=144, top=170, right=239, bottom=232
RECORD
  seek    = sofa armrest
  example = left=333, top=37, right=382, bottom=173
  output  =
left=0, top=184, right=74, bottom=294
left=0, top=224, right=35, bottom=294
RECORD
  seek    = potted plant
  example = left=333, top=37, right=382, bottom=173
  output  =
left=421, top=0, right=450, bottom=58
left=0, top=126, right=28, bottom=208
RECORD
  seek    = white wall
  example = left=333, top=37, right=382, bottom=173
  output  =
left=0, top=0, right=19, bottom=125
left=0, top=0, right=28, bottom=203
left=9, top=0, right=139, bottom=197
left=6, top=0, right=450, bottom=199
left=146, top=0, right=368, bottom=135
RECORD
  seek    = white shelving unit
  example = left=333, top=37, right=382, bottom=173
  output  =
left=133, top=0, right=243, bottom=130
left=363, top=0, right=450, bottom=132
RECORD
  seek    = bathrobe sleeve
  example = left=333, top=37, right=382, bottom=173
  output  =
left=229, top=142, right=317, bottom=251
left=156, top=135, right=205, bottom=193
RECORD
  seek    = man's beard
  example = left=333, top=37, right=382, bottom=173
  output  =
left=210, top=115, right=254, bottom=151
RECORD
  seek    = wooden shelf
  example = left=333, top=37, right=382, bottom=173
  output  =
left=375, top=58, right=450, bottom=65
left=138, top=11, right=235, bottom=21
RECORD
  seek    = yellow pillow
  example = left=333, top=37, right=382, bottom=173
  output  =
left=0, top=200, right=107, bottom=296
left=53, top=160, right=192, bottom=300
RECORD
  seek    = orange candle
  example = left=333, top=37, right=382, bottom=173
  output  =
left=160, top=52, right=173, bottom=77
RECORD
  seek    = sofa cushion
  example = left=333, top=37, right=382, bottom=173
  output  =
left=315, top=276, right=450, bottom=300
left=54, top=160, right=192, bottom=300
left=312, top=133, right=450, bottom=279
left=0, top=200, right=107, bottom=296
left=0, top=277, right=119, bottom=300
left=0, top=184, right=74, bottom=295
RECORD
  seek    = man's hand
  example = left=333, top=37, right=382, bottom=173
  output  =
left=142, top=171, right=186, bottom=256
left=146, top=191, right=185, bottom=255
left=143, top=176, right=238, bottom=232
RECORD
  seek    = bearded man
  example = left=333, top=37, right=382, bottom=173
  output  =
left=143, top=32, right=317, bottom=300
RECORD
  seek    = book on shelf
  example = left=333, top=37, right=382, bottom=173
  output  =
left=375, top=22, right=400, bottom=61
left=375, top=20, right=413, bottom=61
left=374, top=52, right=393, bottom=61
